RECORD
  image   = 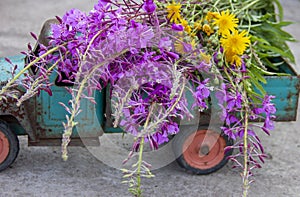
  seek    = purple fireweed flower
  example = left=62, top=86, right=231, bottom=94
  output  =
left=142, top=0, right=156, bottom=14
left=165, top=51, right=179, bottom=60
left=98, top=0, right=110, bottom=6
left=240, top=60, right=247, bottom=73
left=221, top=127, right=236, bottom=140
left=213, top=51, right=219, bottom=64
left=183, top=42, right=193, bottom=53
left=254, top=95, right=276, bottom=135
left=192, top=78, right=210, bottom=110
left=262, top=116, right=274, bottom=135
left=226, top=91, right=243, bottom=111
left=262, top=95, right=276, bottom=114
left=195, top=61, right=211, bottom=72
left=127, top=21, right=154, bottom=48
left=152, top=132, right=169, bottom=145
left=62, top=9, right=87, bottom=33
left=164, top=122, right=179, bottom=135
left=236, top=128, right=256, bottom=138
left=146, top=135, right=159, bottom=150
left=224, top=114, right=239, bottom=126
left=148, top=122, right=179, bottom=147
left=158, top=37, right=172, bottom=50
left=254, top=95, right=276, bottom=115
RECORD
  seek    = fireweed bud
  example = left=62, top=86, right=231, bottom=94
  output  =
left=143, top=0, right=156, bottom=14
left=218, top=61, right=223, bottom=67
left=171, top=23, right=184, bottom=31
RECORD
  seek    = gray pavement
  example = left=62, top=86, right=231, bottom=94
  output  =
left=0, top=0, right=300, bottom=196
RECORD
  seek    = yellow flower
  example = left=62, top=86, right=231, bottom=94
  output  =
left=205, top=11, right=219, bottom=22
left=202, top=24, right=214, bottom=36
left=180, top=19, right=192, bottom=34
left=220, top=29, right=250, bottom=55
left=221, top=30, right=250, bottom=67
left=213, top=10, right=238, bottom=35
left=167, top=1, right=182, bottom=23
left=225, top=50, right=242, bottom=67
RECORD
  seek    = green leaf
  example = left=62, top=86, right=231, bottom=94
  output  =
left=248, top=67, right=267, bottom=84
left=247, top=70, right=266, bottom=95
left=259, top=44, right=294, bottom=63
left=273, top=0, right=284, bottom=21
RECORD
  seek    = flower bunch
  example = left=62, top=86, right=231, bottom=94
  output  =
left=0, top=0, right=294, bottom=196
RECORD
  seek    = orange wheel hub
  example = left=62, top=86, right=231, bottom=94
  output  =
left=0, top=130, right=10, bottom=163
left=182, top=129, right=226, bottom=170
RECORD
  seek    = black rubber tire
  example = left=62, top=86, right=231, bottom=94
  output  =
left=173, top=125, right=233, bottom=175
left=0, top=121, right=19, bottom=172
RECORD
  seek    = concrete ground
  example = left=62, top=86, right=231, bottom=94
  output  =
left=0, top=0, right=300, bottom=196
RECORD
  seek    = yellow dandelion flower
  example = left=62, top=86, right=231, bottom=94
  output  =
left=202, top=24, right=214, bottom=36
left=225, top=50, right=242, bottom=67
left=220, top=29, right=250, bottom=55
left=213, top=10, right=238, bottom=35
left=205, top=11, right=220, bottom=22
left=167, top=1, right=182, bottom=23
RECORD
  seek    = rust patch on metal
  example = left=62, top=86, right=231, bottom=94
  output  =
left=0, top=98, right=25, bottom=120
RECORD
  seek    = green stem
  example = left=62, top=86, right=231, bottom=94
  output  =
left=136, top=103, right=154, bottom=197
left=234, top=0, right=260, bottom=15
left=136, top=137, right=144, bottom=197
left=242, top=109, right=249, bottom=197
left=213, top=0, right=222, bottom=8
left=223, top=66, right=237, bottom=89
left=242, top=76, right=250, bottom=197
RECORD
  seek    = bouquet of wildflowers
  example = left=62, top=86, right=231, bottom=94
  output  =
left=0, top=0, right=295, bottom=196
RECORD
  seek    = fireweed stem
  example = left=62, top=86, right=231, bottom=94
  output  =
left=0, top=45, right=63, bottom=101
left=224, top=63, right=251, bottom=196
left=133, top=68, right=185, bottom=196
left=61, top=49, right=129, bottom=161
left=242, top=75, right=250, bottom=196
left=83, top=28, right=109, bottom=61
left=136, top=137, right=144, bottom=197
left=243, top=108, right=249, bottom=196
left=135, top=104, right=154, bottom=197
left=16, top=58, right=61, bottom=106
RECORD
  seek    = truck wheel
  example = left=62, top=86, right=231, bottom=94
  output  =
left=173, top=126, right=233, bottom=175
left=0, top=122, right=19, bottom=172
